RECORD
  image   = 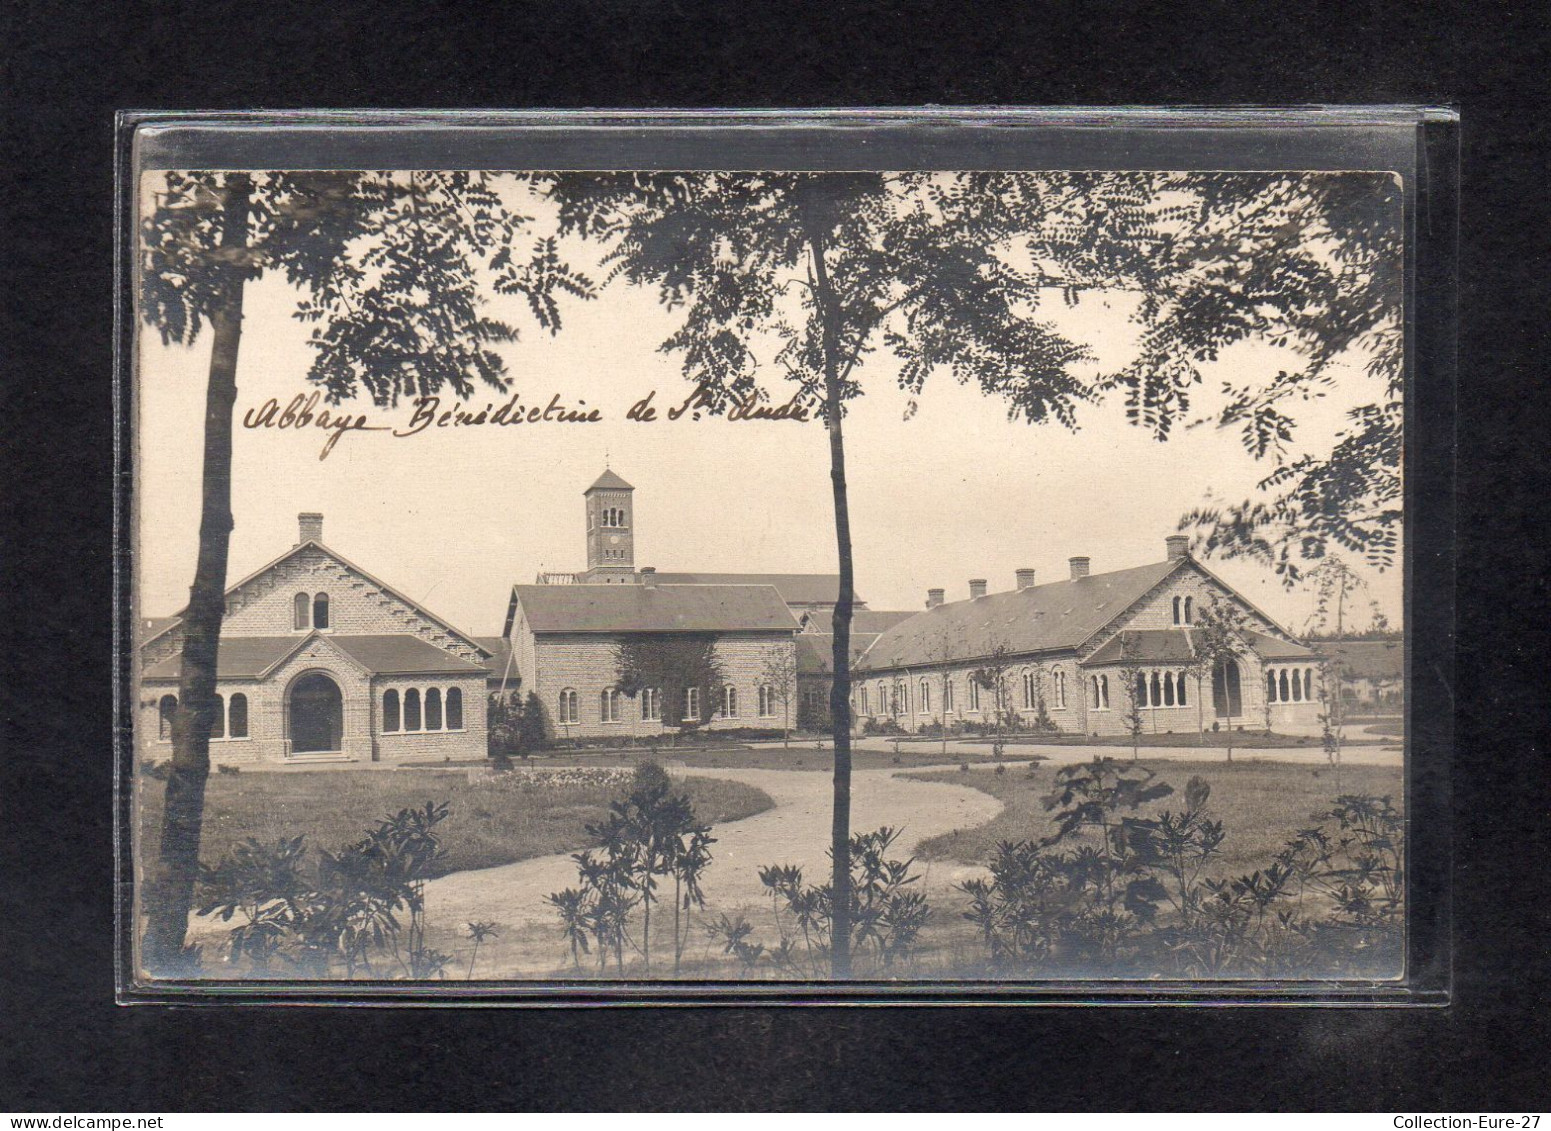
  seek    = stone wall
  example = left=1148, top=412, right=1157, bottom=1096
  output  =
left=513, top=629, right=797, bottom=739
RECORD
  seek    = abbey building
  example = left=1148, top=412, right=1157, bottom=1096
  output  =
left=139, top=467, right=1324, bottom=761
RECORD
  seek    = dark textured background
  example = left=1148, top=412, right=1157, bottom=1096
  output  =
left=3, top=0, right=1546, bottom=1111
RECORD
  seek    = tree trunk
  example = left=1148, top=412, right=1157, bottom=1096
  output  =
left=142, top=174, right=252, bottom=973
left=803, top=207, right=854, bottom=980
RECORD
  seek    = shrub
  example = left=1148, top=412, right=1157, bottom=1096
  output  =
left=707, top=827, right=930, bottom=978
left=545, top=760, right=716, bottom=975
left=957, top=761, right=1405, bottom=978
left=198, top=801, right=459, bottom=979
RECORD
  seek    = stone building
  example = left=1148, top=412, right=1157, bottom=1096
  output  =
left=852, top=536, right=1323, bottom=737
left=500, top=577, right=800, bottom=739
left=501, top=467, right=834, bottom=738
left=138, top=513, right=491, bottom=766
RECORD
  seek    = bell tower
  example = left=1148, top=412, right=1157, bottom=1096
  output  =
left=583, top=467, right=636, bottom=581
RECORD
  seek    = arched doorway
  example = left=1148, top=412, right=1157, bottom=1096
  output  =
left=1211, top=659, right=1243, bottom=720
left=289, top=672, right=343, bottom=754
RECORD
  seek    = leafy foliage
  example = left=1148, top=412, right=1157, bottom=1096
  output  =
left=545, top=762, right=716, bottom=975
left=143, top=171, right=593, bottom=406
left=198, top=802, right=459, bottom=979
left=612, top=634, right=728, bottom=732
left=705, top=827, right=931, bottom=978
left=959, top=762, right=1404, bottom=978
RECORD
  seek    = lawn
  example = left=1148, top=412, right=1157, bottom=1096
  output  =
left=520, top=744, right=1001, bottom=772
left=949, top=729, right=1390, bottom=749
left=136, top=765, right=772, bottom=880
left=908, top=758, right=1405, bottom=877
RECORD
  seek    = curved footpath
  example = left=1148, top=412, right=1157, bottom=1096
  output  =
left=421, top=764, right=1002, bottom=977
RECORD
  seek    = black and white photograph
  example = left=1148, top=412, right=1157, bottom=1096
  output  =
left=127, top=145, right=1412, bottom=992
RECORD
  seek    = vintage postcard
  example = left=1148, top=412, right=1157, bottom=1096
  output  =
left=125, top=122, right=1415, bottom=995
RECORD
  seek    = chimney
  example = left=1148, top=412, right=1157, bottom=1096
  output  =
left=1068, top=556, right=1090, bottom=580
left=1165, top=534, right=1190, bottom=561
left=640, top=566, right=656, bottom=587
left=297, top=512, right=323, bottom=545
left=926, top=588, right=945, bottom=609
left=968, top=578, right=988, bottom=600
left=1016, top=568, right=1037, bottom=590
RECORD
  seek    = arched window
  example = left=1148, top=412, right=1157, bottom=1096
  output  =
left=1172, top=596, right=1182, bottom=624
left=211, top=693, right=225, bottom=739
left=1053, top=670, right=1067, bottom=709
left=859, top=685, right=870, bottom=715
left=944, top=678, right=954, bottom=713
left=1291, top=669, right=1303, bottom=702
left=600, top=688, right=621, bottom=723
left=1150, top=672, right=1163, bottom=708
left=1184, top=596, right=1194, bottom=624
left=968, top=678, right=980, bottom=711
left=1137, top=672, right=1150, bottom=708
left=920, top=679, right=931, bottom=714
left=312, top=592, right=330, bottom=630
left=685, top=687, right=700, bottom=721
left=1304, top=669, right=1314, bottom=701
left=1278, top=670, right=1290, bottom=703
left=895, top=680, right=907, bottom=715
left=426, top=687, right=443, bottom=729
left=558, top=688, right=578, bottom=725
left=446, top=687, right=463, bottom=730
left=1212, top=660, right=1243, bottom=718
left=1163, top=673, right=1176, bottom=706
left=293, top=592, right=310, bottom=630
left=1100, top=674, right=1111, bottom=708
left=1268, top=670, right=1279, bottom=702
left=404, top=688, right=422, bottom=731
left=641, top=688, right=659, bottom=721
left=157, top=694, right=177, bottom=740
left=383, top=689, right=401, bottom=732
left=1174, top=674, right=1185, bottom=707
left=228, top=692, right=248, bottom=738
left=720, top=685, right=737, bottom=719
left=1021, top=671, right=1034, bottom=710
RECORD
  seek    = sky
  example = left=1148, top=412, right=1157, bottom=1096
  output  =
left=134, top=172, right=1404, bottom=639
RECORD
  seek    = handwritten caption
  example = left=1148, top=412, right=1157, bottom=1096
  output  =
left=242, top=383, right=815, bottom=460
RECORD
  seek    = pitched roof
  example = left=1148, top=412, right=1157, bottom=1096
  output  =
left=144, top=633, right=488, bottom=681
left=1315, top=637, right=1403, bottom=678
left=140, top=539, right=487, bottom=658
left=476, top=636, right=517, bottom=683
left=142, top=636, right=310, bottom=682
left=327, top=635, right=490, bottom=676
left=851, top=610, right=917, bottom=634
left=512, top=583, right=798, bottom=634
left=652, top=572, right=858, bottom=606
left=1244, top=631, right=1318, bottom=661
left=586, top=468, right=634, bottom=492
left=795, top=632, right=882, bottom=675
left=855, top=559, right=1183, bottom=672
left=1084, top=629, right=1199, bottom=665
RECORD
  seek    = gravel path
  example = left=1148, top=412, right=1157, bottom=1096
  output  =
left=422, top=764, right=1002, bottom=977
